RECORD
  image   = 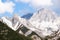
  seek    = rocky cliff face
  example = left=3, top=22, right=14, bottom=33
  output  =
left=1, top=8, right=60, bottom=40
left=29, top=8, right=60, bottom=40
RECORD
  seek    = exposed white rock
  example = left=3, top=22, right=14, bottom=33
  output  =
left=1, top=17, right=16, bottom=31
left=1, top=8, right=60, bottom=40
left=29, top=8, right=60, bottom=38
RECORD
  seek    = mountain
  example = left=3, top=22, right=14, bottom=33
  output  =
left=29, top=8, right=58, bottom=22
left=1, top=14, right=34, bottom=35
left=1, top=8, right=60, bottom=40
left=29, top=8, right=60, bottom=38
left=0, top=21, right=32, bottom=40
left=1, top=14, right=42, bottom=40
left=1, top=16, right=18, bottom=31
left=21, top=13, right=33, bottom=19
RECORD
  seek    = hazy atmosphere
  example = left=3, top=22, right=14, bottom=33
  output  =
left=0, top=0, right=60, bottom=40
left=0, top=0, right=60, bottom=17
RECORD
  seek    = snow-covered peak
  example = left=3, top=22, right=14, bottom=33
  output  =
left=1, top=17, right=17, bottom=31
left=1, top=15, right=23, bottom=31
left=30, top=8, right=57, bottom=22
left=29, top=8, right=60, bottom=37
left=38, top=8, right=51, bottom=12
left=1, top=15, right=34, bottom=31
left=1, top=8, right=60, bottom=38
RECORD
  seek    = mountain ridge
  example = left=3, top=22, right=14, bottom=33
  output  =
left=0, top=8, right=60, bottom=40
left=21, top=13, right=33, bottom=19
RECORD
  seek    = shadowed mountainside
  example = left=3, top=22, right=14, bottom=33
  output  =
left=0, top=21, right=32, bottom=40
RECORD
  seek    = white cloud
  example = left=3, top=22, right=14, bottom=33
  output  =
left=17, top=0, right=30, bottom=3
left=15, top=0, right=30, bottom=3
left=17, top=0, right=53, bottom=8
left=0, top=0, right=15, bottom=14
left=30, top=0, right=53, bottom=8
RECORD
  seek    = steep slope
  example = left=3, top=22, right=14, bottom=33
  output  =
left=1, top=17, right=17, bottom=31
left=1, top=8, right=60, bottom=40
left=30, top=8, right=57, bottom=22
left=0, top=15, right=41, bottom=40
left=0, top=21, right=32, bottom=40
left=29, top=8, right=60, bottom=38
left=12, top=14, right=36, bottom=31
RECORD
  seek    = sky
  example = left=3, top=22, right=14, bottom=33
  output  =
left=0, top=0, right=60, bottom=17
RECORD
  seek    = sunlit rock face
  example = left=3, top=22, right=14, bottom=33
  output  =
left=29, top=8, right=60, bottom=38
left=1, top=8, right=60, bottom=40
left=37, top=21, right=58, bottom=36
